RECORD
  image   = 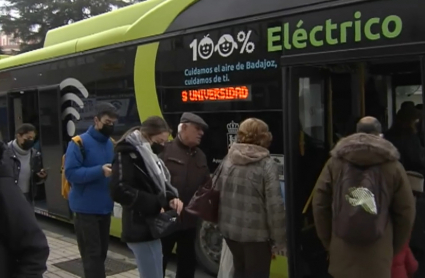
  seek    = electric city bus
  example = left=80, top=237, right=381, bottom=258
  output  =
left=0, top=0, right=424, bottom=277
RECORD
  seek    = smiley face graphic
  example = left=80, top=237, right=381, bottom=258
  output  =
left=215, top=34, right=238, bottom=57
left=198, top=35, right=214, bottom=59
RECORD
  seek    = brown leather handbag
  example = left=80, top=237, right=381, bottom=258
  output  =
left=185, top=159, right=225, bottom=224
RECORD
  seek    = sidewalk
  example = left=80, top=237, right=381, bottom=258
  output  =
left=43, top=230, right=176, bottom=278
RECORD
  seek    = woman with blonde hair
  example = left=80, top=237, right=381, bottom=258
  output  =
left=217, top=118, right=286, bottom=278
left=110, top=116, right=183, bottom=278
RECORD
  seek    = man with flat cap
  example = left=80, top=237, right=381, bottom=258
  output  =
left=160, top=112, right=210, bottom=278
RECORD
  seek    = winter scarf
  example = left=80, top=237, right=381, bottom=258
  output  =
left=125, top=130, right=178, bottom=198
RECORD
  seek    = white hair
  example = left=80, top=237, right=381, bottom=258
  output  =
left=178, top=122, right=191, bottom=133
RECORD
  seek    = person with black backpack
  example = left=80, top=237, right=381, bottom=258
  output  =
left=312, top=116, right=415, bottom=278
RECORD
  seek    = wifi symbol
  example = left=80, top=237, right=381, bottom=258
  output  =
left=60, top=78, right=89, bottom=137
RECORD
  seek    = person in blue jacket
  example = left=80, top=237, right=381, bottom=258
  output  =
left=64, top=102, right=118, bottom=278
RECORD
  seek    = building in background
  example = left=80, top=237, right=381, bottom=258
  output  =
left=0, top=31, right=20, bottom=54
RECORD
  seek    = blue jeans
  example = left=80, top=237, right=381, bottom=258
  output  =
left=127, top=240, right=163, bottom=278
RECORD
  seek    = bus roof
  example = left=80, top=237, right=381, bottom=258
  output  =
left=44, top=0, right=165, bottom=47
left=0, top=0, right=335, bottom=71
left=0, top=0, right=195, bottom=70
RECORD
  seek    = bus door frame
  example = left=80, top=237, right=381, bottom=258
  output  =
left=282, top=65, right=332, bottom=278
left=421, top=56, right=425, bottom=144
left=281, top=43, right=425, bottom=278
left=37, top=85, right=72, bottom=220
left=6, top=91, right=25, bottom=137
left=6, top=88, right=40, bottom=138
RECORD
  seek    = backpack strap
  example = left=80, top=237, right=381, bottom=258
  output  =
left=71, top=135, right=85, bottom=159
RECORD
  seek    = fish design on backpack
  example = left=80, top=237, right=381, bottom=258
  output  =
left=345, top=187, right=378, bottom=215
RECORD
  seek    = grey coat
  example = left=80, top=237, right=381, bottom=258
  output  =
left=217, top=143, right=286, bottom=247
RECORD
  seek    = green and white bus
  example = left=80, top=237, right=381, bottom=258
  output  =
left=0, top=0, right=424, bottom=277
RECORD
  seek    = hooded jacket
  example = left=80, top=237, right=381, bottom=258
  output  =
left=0, top=141, right=49, bottom=278
left=313, top=133, right=415, bottom=278
left=217, top=143, right=286, bottom=246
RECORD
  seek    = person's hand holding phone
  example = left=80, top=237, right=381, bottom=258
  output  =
left=37, top=168, right=48, bottom=179
left=169, top=198, right=183, bottom=215
left=102, top=164, right=112, bottom=177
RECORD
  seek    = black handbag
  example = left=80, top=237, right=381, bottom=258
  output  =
left=145, top=210, right=179, bottom=239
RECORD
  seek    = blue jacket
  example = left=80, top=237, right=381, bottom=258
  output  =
left=65, top=126, right=114, bottom=215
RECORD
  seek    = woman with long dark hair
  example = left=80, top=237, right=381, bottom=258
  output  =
left=110, top=116, right=183, bottom=278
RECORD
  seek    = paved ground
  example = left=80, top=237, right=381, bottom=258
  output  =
left=38, top=215, right=214, bottom=278
left=44, top=229, right=143, bottom=278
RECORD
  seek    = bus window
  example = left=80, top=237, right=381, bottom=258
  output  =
left=395, top=85, right=422, bottom=112
left=299, top=77, right=325, bottom=143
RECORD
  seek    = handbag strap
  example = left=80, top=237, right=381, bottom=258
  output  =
left=211, top=156, right=227, bottom=189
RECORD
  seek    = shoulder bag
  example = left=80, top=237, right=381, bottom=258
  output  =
left=185, top=157, right=225, bottom=224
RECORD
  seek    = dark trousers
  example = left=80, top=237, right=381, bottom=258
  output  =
left=225, top=238, right=272, bottom=278
left=74, top=213, right=111, bottom=278
left=162, top=228, right=197, bottom=278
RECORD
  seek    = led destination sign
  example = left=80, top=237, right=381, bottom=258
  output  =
left=181, top=85, right=251, bottom=102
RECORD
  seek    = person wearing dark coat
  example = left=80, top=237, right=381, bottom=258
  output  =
left=0, top=140, right=49, bottom=278
left=385, top=107, right=425, bottom=176
left=160, top=112, right=211, bottom=278
left=8, top=123, right=47, bottom=205
left=314, top=117, right=415, bottom=278
left=110, top=117, right=182, bottom=278
left=385, top=107, right=425, bottom=278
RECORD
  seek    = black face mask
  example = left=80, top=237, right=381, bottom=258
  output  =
left=151, top=142, right=164, bottom=155
left=21, top=139, right=34, bottom=150
left=99, top=124, right=114, bottom=137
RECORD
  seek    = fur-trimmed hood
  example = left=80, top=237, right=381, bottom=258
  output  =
left=228, top=143, right=270, bottom=165
left=331, top=133, right=400, bottom=166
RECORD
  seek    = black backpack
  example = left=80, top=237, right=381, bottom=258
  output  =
left=333, top=161, right=390, bottom=244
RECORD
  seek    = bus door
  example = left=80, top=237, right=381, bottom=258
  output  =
left=283, top=55, right=423, bottom=278
left=283, top=66, right=332, bottom=278
left=6, top=90, right=40, bottom=138
left=7, top=92, right=24, bottom=137
left=37, top=85, right=71, bottom=219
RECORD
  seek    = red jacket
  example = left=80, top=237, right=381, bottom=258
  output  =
left=392, top=242, right=418, bottom=278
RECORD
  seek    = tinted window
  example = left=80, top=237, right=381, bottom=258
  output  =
left=157, top=22, right=284, bottom=169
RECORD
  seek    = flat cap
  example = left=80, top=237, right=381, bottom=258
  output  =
left=180, top=112, right=208, bottom=129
